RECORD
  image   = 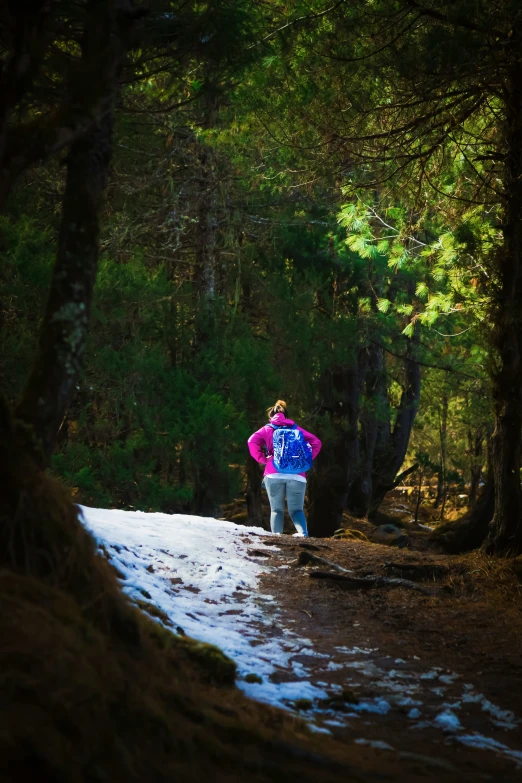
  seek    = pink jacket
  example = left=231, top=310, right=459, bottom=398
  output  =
left=247, top=412, right=322, bottom=478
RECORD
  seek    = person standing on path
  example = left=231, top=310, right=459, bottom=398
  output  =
left=247, top=400, right=322, bottom=537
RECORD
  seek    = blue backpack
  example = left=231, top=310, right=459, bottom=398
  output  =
left=269, top=424, right=313, bottom=474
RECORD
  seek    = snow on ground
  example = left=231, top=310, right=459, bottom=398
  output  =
left=80, top=506, right=522, bottom=766
left=81, top=506, right=329, bottom=710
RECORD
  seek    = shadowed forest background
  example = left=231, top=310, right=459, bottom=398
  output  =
left=3, top=0, right=517, bottom=554
left=1, top=2, right=522, bottom=780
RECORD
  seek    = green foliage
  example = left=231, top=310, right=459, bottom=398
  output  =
left=1, top=0, right=500, bottom=516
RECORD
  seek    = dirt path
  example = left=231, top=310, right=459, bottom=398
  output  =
left=243, top=533, right=522, bottom=779
left=86, top=506, right=522, bottom=780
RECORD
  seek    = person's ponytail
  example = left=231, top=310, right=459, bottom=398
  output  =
left=267, top=399, right=287, bottom=419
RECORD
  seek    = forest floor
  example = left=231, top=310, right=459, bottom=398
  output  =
left=253, top=529, right=522, bottom=778
left=83, top=500, right=522, bottom=781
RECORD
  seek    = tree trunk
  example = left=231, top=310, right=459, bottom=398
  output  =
left=414, top=469, right=423, bottom=525
left=486, top=55, right=522, bottom=555
left=368, top=337, right=421, bottom=517
left=433, top=467, right=444, bottom=509
left=468, top=425, right=484, bottom=506
left=14, top=0, right=135, bottom=461
left=308, top=356, right=365, bottom=537
left=433, top=391, right=448, bottom=517
left=245, top=456, right=264, bottom=528
left=16, top=107, right=115, bottom=460
left=193, top=90, right=220, bottom=356
left=432, top=477, right=495, bottom=554
left=347, top=342, right=387, bottom=515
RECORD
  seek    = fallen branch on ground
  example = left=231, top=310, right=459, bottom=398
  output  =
left=297, top=550, right=353, bottom=573
left=382, top=562, right=450, bottom=581
left=308, top=571, right=435, bottom=595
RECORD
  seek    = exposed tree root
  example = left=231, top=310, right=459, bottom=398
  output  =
left=296, top=550, right=435, bottom=594
left=307, top=571, right=436, bottom=595
left=431, top=480, right=494, bottom=554
left=297, top=550, right=353, bottom=573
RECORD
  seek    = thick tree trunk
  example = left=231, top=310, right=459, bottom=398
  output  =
left=486, top=56, right=522, bottom=555
left=347, top=342, right=388, bottom=515
left=308, top=357, right=365, bottom=537
left=17, top=108, right=115, bottom=460
left=13, top=0, right=135, bottom=461
left=433, top=477, right=495, bottom=554
left=368, top=339, right=421, bottom=517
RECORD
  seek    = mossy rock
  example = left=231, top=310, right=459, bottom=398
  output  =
left=293, top=698, right=313, bottom=711
left=341, top=689, right=359, bottom=705
left=244, top=673, right=263, bottom=684
left=135, top=599, right=173, bottom=627
left=322, top=690, right=360, bottom=710
left=177, top=637, right=236, bottom=686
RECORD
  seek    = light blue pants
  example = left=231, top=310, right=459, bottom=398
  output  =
left=264, top=478, right=308, bottom=536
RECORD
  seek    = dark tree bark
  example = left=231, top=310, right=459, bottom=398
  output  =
left=0, top=0, right=137, bottom=208
left=432, top=477, right=495, bottom=554
left=15, top=1, right=135, bottom=461
left=347, top=342, right=387, bottom=516
left=308, top=356, right=365, bottom=537
left=432, top=391, right=448, bottom=515
left=367, top=339, right=421, bottom=518
left=468, top=425, right=485, bottom=506
left=486, top=51, right=522, bottom=556
left=309, top=334, right=420, bottom=535
left=17, top=109, right=115, bottom=459
left=245, top=456, right=264, bottom=527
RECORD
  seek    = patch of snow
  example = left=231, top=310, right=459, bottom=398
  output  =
left=335, top=646, right=377, bottom=655
left=461, top=691, right=519, bottom=730
left=343, top=660, right=382, bottom=677
left=439, top=672, right=459, bottom=685
left=298, top=648, right=329, bottom=658
left=308, top=724, right=332, bottom=735
left=352, top=698, right=391, bottom=715
left=408, top=708, right=421, bottom=719
left=420, top=671, right=438, bottom=681
left=373, top=679, right=419, bottom=695
left=434, top=709, right=462, bottom=732
left=457, top=734, right=522, bottom=767
left=355, top=738, right=394, bottom=750
left=81, top=506, right=327, bottom=712
left=386, top=669, right=414, bottom=680
left=245, top=678, right=327, bottom=708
